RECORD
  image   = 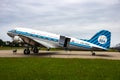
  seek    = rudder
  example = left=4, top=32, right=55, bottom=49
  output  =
left=88, top=30, right=111, bottom=49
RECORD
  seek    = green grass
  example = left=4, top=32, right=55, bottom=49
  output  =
left=0, top=58, right=120, bottom=80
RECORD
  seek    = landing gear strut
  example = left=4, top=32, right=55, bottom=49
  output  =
left=47, top=48, right=50, bottom=51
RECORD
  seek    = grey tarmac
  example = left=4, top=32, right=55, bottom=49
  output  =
left=0, top=50, right=120, bottom=60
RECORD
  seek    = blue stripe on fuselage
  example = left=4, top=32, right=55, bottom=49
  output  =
left=15, top=30, right=58, bottom=42
left=70, top=42, right=91, bottom=49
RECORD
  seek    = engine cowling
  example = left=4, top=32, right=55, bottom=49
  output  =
left=13, top=36, right=23, bottom=43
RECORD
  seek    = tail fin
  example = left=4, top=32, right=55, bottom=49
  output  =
left=88, top=30, right=111, bottom=49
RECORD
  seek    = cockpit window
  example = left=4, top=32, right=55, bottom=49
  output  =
left=9, top=29, right=16, bottom=33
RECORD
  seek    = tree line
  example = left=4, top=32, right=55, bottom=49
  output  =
left=0, top=39, right=19, bottom=47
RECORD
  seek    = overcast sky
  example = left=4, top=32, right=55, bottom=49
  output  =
left=0, top=0, right=120, bottom=47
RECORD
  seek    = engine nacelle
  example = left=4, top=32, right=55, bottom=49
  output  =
left=13, top=36, right=23, bottom=43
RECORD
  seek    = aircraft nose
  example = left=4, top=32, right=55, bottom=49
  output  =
left=7, top=31, right=14, bottom=37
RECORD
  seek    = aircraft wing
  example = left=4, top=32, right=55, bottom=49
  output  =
left=18, top=35, right=58, bottom=48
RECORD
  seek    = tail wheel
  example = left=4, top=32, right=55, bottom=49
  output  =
left=24, top=49, right=30, bottom=54
left=91, top=51, right=96, bottom=56
left=92, top=52, right=95, bottom=56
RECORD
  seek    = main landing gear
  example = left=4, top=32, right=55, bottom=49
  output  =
left=24, top=48, right=30, bottom=54
left=24, top=47, right=39, bottom=55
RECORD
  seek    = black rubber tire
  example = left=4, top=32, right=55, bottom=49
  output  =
left=33, top=48, right=39, bottom=53
left=92, top=53, right=95, bottom=56
left=24, top=49, right=30, bottom=54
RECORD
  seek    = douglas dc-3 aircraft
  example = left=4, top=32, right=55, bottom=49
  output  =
left=7, top=27, right=111, bottom=55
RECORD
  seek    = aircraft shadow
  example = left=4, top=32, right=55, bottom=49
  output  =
left=26, top=52, right=113, bottom=57
left=95, top=54, right=113, bottom=57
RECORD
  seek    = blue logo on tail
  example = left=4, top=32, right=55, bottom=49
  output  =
left=98, top=35, right=107, bottom=44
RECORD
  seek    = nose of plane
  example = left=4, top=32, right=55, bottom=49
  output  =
left=7, top=31, right=14, bottom=37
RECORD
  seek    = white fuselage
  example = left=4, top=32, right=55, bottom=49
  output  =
left=7, top=28, right=105, bottom=50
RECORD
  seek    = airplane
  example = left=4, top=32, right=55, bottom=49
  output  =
left=7, top=27, right=111, bottom=55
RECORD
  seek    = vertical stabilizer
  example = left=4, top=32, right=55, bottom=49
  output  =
left=88, top=30, right=111, bottom=49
